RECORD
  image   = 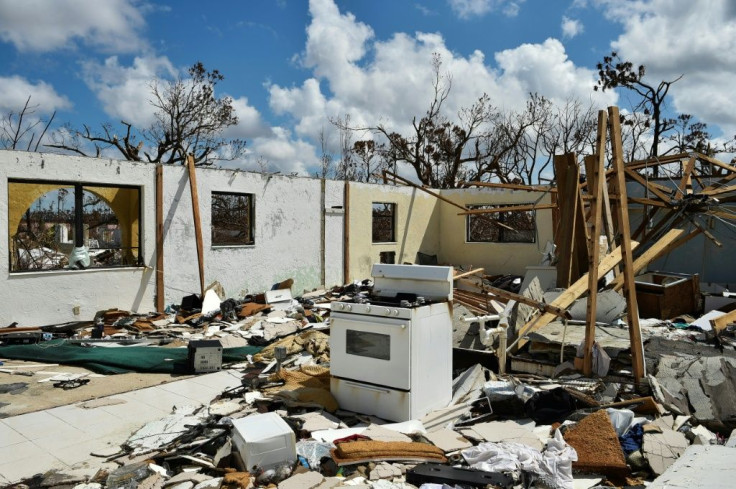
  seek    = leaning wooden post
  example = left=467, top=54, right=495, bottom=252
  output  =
left=608, top=106, right=646, bottom=382
left=187, top=155, right=205, bottom=297
left=583, top=109, right=608, bottom=376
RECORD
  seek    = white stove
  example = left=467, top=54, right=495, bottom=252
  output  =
left=330, top=264, right=454, bottom=421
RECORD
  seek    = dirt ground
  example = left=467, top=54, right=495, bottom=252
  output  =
left=0, top=358, right=194, bottom=418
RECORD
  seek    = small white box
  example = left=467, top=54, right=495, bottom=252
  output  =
left=230, top=412, right=296, bottom=471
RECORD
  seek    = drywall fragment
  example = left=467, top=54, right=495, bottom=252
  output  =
left=293, top=411, right=346, bottom=432
left=361, top=423, right=412, bottom=443
left=369, top=462, right=403, bottom=480
left=277, top=471, right=325, bottom=489
left=648, top=445, right=732, bottom=489
left=469, top=420, right=543, bottom=451
left=424, top=427, right=473, bottom=453
left=642, top=428, right=689, bottom=475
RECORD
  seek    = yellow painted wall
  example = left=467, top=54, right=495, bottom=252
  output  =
left=438, top=188, right=554, bottom=276
left=347, top=182, right=440, bottom=281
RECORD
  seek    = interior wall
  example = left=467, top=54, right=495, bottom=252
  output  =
left=0, top=151, right=155, bottom=326
left=161, top=166, right=337, bottom=305
left=347, top=182, right=440, bottom=281
left=438, top=188, right=554, bottom=276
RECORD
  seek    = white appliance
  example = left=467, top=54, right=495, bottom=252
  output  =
left=330, top=264, right=454, bottom=421
left=231, top=412, right=296, bottom=471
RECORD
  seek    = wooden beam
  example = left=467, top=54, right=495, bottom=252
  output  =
left=460, top=181, right=558, bottom=193
left=628, top=197, right=670, bottom=207
left=514, top=241, right=639, bottom=350
left=611, top=228, right=689, bottom=291
left=155, top=165, right=164, bottom=312
left=554, top=153, right=580, bottom=288
left=693, top=152, right=736, bottom=175
left=609, top=105, right=645, bottom=381
left=457, top=278, right=572, bottom=320
left=701, top=184, right=736, bottom=197
left=453, top=268, right=484, bottom=280
left=583, top=110, right=607, bottom=375
left=678, top=156, right=696, bottom=196
left=383, top=170, right=514, bottom=231
left=624, top=168, right=673, bottom=202
left=457, top=203, right=556, bottom=215
left=186, top=155, right=205, bottom=297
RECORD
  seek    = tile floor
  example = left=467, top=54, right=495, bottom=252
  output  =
left=0, top=369, right=243, bottom=486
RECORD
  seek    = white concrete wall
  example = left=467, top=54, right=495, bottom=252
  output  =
left=161, top=166, right=334, bottom=305
left=324, top=180, right=346, bottom=287
left=0, top=151, right=156, bottom=326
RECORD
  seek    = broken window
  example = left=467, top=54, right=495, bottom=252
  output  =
left=467, top=204, right=536, bottom=243
left=372, top=202, right=396, bottom=242
left=211, top=192, right=255, bottom=246
left=8, top=180, right=142, bottom=272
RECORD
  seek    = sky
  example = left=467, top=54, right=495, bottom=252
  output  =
left=0, top=0, right=734, bottom=176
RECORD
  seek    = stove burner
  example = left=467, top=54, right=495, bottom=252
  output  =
left=344, top=293, right=438, bottom=308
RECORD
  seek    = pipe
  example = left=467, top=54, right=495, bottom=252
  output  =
left=464, top=314, right=507, bottom=374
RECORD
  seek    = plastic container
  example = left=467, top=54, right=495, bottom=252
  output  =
left=231, top=412, right=296, bottom=471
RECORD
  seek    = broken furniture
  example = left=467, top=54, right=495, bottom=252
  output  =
left=635, top=271, right=700, bottom=319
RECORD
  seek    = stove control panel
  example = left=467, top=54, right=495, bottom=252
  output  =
left=332, top=302, right=413, bottom=319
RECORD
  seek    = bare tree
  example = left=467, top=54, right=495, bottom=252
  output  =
left=0, top=95, right=56, bottom=151
left=49, top=62, right=245, bottom=166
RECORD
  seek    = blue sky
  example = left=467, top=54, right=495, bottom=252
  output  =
left=0, top=0, right=734, bottom=175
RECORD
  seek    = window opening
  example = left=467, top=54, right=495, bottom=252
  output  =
left=9, top=180, right=142, bottom=272
left=467, top=204, right=536, bottom=243
left=372, top=202, right=396, bottom=242
left=211, top=192, right=255, bottom=246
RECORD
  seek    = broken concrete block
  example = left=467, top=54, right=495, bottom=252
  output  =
left=726, top=428, right=736, bottom=448
left=368, top=462, right=403, bottom=481
left=293, top=411, right=345, bottom=432
left=277, top=471, right=325, bottom=489
left=642, top=428, right=689, bottom=475
left=648, top=445, right=733, bottom=489
left=424, top=427, right=473, bottom=453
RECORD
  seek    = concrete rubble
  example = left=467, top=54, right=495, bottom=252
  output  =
left=2, top=267, right=736, bottom=489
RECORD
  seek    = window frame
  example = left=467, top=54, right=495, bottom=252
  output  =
left=8, top=178, right=144, bottom=273
left=210, top=191, right=256, bottom=247
left=466, top=203, right=537, bottom=244
left=372, top=202, right=396, bottom=243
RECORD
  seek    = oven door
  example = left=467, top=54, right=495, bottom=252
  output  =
left=330, top=313, right=411, bottom=390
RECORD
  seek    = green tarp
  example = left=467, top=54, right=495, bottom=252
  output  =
left=0, top=340, right=261, bottom=374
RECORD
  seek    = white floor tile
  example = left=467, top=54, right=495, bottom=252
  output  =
left=0, top=445, right=66, bottom=484
left=46, top=404, right=120, bottom=432
left=2, top=410, right=83, bottom=441
left=0, top=421, right=26, bottom=447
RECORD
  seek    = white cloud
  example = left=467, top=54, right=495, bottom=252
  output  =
left=82, top=55, right=177, bottom=128
left=0, top=0, right=147, bottom=53
left=219, top=127, right=318, bottom=175
left=561, top=16, right=584, bottom=39
left=598, top=0, right=736, bottom=135
left=224, top=96, right=273, bottom=140
left=0, top=76, right=71, bottom=113
left=267, top=0, right=616, bottom=157
left=447, top=0, right=525, bottom=19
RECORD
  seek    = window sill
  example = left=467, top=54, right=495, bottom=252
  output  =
left=9, top=266, right=148, bottom=278
left=372, top=241, right=397, bottom=245
left=211, top=244, right=256, bottom=249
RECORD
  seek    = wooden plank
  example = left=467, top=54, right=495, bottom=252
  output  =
left=460, top=181, right=558, bottom=193
left=186, top=155, right=205, bottom=297
left=678, top=156, right=696, bottom=196
left=384, top=170, right=514, bottom=231
left=513, top=241, right=639, bottom=350
left=711, top=309, right=736, bottom=334
left=624, top=168, right=673, bottom=202
left=693, top=152, right=736, bottom=175
left=554, top=153, right=580, bottom=288
left=701, top=184, right=736, bottom=197
left=343, top=181, right=350, bottom=284
left=583, top=110, right=608, bottom=375
left=608, top=105, right=645, bottom=381
left=611, top=228, right=687, bottom=291
left=155, top=165, right=164, bottom=312
left=628, top=197, right=669, bottom=207
left=574, top=182, right=590, bottom=280
left=457, top=203, right=556, bottom=215
left=453, top=268, right=484, bottom=280
left=457, top=278, right=572, bottom=320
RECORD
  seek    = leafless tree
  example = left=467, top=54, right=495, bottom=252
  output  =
left=48, top=63, right=245, bottom=166
left=0, top=95, right=56, bottom=151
